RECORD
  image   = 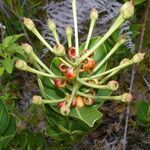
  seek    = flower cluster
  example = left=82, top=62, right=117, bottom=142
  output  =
left=15, top=1, right=144, bottom=116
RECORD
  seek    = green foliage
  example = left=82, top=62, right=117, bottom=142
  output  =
left=0, top=34, right=25, bottom=76
left=0, top=0, right=44, bottom=34
left=136, top=101, right=150, bottom=130
left=9, top=132, right=46, bottom=150
left=0, top=101, right=16, bottom=149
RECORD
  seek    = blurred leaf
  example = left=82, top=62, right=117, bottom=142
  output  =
left=3, top=34, right=24, bottom=49
left=136, top=101, right=150, bottom=128
left=1, top=115, right=16, bottom=149
left=0, top=67, right=4, bottom=76
left=2, top=58, right=14, bottom=74
left=0, top=101, right=10, bottom=134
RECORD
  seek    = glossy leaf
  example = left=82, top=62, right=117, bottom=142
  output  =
left=45, top=105, right=95, bottom=142
left=69, top=107, right=102, bottom=127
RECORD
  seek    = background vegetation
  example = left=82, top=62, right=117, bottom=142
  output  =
left=0, top=0, right=149, bottom=149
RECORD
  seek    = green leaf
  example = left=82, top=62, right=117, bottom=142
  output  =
left=136, top=101, right=150, bottom=127
left=1, top=115, right=16, bottom=149
left=6, top=44, right=25, bottom=56
left=69, top=107, right=102, bottom=127
left=2, top=34, right=24, bottom=49
left=45, top=105, right=91, bottom=142
left=2, top=58, right=14, bottom=74
left=0, top=67, right=4, bottom=76
left=41, top=76, right=65, bottom=100
left=50, top=57, right=62, bottom=76
left=0, top=101, right=10, bottom=134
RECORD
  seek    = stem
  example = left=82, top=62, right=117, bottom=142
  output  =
left=64, top=56, right=75, bottom=66
left=53, top=30, right=60, bottom=45
left=72, top=0, right=79, bottom=57
left=32, top=28, right=54, bottom=52
left=82, top=59, right=133, bottom=81
left=42, top=98, right=65, bottom=104
left=31, top=52, right=55, bottom=75
left=66, top=83, right=79, bottom=108
left=93, top=38, right=125, bottom=73
left=77, top=91, right=123, bottom=102
left=59, top=57, right=72, bottom=68
left=32, top=61, right=43, bottom=71
left=68, top=36, right=72, bottom=48
left=38, top=77, right=47, bottom=98
left=99, top=70, right=119, bottom=84
left=77, top=78, right=108, bottom=90
left=84, top=19, right=96, bottom=50
left=77, top=14, right=124, bottom=64
left=26, top=66, right=65, bottom=79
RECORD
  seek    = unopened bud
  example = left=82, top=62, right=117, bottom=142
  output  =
left=48, top=19, right=56, bottom=31
left=23, top=18, right=35, bottom=30
left=66, top=25, right=73, bottom=36
left=32, top=95, right=43, bottom=105
left=90, top=8, right=98, bottom=20
left=53, top=44, right=65, bottom=56
left=15, top=60, right=27, bottom=70
left=121, top=93, right=133, bottom=102
left=107, top=80, right=119, bottom=91
left=22, top=43, right=33, bottom=55
left=120, top=58, right=130, bottom=65
left=119, top=34, right=126, bottom=44
left=121, top=1, right=134, bottom=19
left=132, top=53, right=145, bottom=63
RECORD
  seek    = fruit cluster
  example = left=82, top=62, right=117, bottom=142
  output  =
left=15, top=1, right=145, bottom=116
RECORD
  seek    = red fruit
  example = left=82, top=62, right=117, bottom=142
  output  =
left=68, top=47, right=76, bottom=58
left=71, top=98, right=77, bottom=107
left=54, top=79, right=66, bottom=88
left=57, top=101, right=65, bottom=108
left=82, top=58, right=96, bottom=73
left=65, top=68, right=76, bottom=79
